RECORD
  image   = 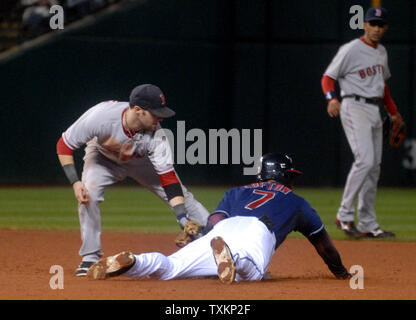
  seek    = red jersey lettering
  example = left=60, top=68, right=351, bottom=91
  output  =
left=245, top=190, right=275, bottom=210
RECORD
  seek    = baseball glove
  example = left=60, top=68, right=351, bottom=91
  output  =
left=383, top=114, right=406, bottom=148
left=175, top=220, right=204, bottom=248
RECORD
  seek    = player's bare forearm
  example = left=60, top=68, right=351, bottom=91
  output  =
left=307, top=228, right=350, bottom=279
left=58, top=154, right=75, bottom=166
left=169, top=196, right=185, bottom=207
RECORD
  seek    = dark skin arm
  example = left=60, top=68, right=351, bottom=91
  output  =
left=307, top=228, right=351, bottom=279
left=203, top=212, right=228, bottom=235
left=206, top=213, right=350, bottom=279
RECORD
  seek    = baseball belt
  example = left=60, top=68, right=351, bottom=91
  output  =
left=343, top=95, right=381, bottom=106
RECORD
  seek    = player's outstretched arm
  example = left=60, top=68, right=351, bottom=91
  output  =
left=307, top=228, right=351, bottom=279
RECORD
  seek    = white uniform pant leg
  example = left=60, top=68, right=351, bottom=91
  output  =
left=337, top=100, right=377, bottom=222
left=78, top=146, right=126, bottom=260
left=123, top=216, right=276, bottom=282
left=123, top=232, right=217, bottom=280
left=126, top=156, right=210, bottom=226
left=356, top=122, right=383, bottom=232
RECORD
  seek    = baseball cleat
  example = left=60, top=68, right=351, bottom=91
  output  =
left=361, top=228, right=396, bottom=239
left=210, top=236, right=235, bottom=284
left=86, top=251, right=135, bottom=280
left=335, top=219, right=362, bottom=238
left=75, top=261, right=95, bottom=277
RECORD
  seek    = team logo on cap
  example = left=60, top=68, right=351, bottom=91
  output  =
left=160, top=94, right=166, bottom=105
left=375, top=8, right=382, bottom=17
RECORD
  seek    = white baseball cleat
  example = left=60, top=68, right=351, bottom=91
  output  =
left=86, top=251, right=135, bottom=280
left=210, top=236, right=235, bottom=284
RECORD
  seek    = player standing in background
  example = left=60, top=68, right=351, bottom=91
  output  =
left=321, top=7, right=401, bottom=238
left=56, top=84, right=210, bottom=276
left=86, top=153, right=351, bottom=283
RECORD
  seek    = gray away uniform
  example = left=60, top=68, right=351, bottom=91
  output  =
left=324, top=38, right=390, bottom=232
left=61, top=100, right=210, bottom=261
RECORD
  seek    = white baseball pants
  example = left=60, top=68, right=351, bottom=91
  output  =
left=123, top=216, right=276, bottom=282
left=78, top=144, right=210, bottom=261
left=337, top=97, right=383, bottom=232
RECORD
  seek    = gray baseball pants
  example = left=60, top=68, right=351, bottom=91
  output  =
left=337, top=97, right=383, bottom=233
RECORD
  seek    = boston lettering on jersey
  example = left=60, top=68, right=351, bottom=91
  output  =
left=358, top=64, right=384, bottom=79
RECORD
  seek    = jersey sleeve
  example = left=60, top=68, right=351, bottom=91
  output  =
left=294, top=199, right=324, bottom=238
left=324, top=43, right=352, bottom=80
left=62, top=104, right=103, bottom=151
left=383, top=49, right=391, bottom=81
left=147, top=126, right=176, bottom=176
left=383, top=83, right=398, bottom=115
left=213, top=189, right=234, bottom=216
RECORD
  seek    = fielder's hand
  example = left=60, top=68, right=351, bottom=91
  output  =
left=389, top=114, right=406, bottom=148
left=383, top=113, right=406, bottom=148
left=73, top=181, right=90, bottom=205
left=175, top=220, right=204, bottom=248
left=327, top=99, right=341, bottom=118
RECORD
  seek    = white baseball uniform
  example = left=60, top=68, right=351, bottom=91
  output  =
left=118, top=181, right=348, bottom=281
left=124, top=216, right=276, bottom=282
left=60, top=100, right=210, bottom=261
left=324, top=38, right=390, bottom=232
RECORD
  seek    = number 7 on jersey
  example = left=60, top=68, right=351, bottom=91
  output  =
left=245, top=190, right=275, bottom=210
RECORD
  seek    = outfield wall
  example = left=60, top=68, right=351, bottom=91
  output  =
left=1, top=0, right=415, bottom=186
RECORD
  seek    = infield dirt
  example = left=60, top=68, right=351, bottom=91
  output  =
left=1, top=229, right=415, bottom=300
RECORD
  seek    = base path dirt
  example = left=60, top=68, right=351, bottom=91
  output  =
left=1, top=229, right=415, bottom=300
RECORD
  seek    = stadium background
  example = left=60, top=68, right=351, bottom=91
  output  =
left=0, top=0, right=415, bottom=187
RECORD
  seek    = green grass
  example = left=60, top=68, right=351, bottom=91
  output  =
left=295, top=188, right=416, bottom=241
left=0, top=186, right=415, bottom=241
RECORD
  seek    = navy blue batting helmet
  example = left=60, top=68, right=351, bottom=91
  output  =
left=256, top=153, right=303, bottom=187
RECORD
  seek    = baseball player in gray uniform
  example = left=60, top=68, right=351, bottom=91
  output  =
left=321, top=7, right=401, bottom=239
left=57, top=84, right=210, bottom=276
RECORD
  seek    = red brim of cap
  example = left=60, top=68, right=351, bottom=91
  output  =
left=287, top=169, right=303, bottom=175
